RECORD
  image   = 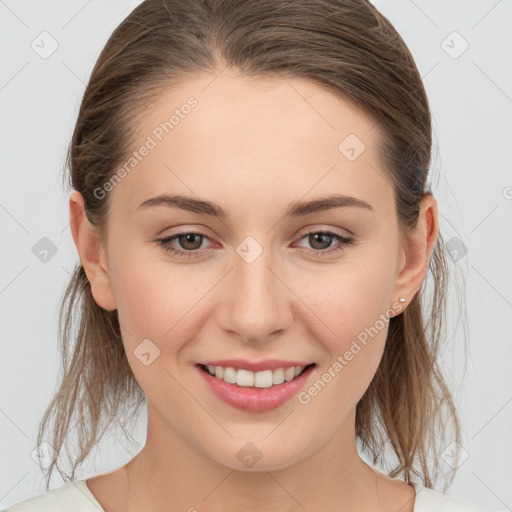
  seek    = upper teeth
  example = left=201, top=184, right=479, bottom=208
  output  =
left=205, top=365, right=306, bottom=388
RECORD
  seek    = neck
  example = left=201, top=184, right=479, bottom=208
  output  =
left=118, top=403, right=402, bottom=512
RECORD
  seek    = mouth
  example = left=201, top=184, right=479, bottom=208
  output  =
left=195, top=362, right=317, bottom=412
left=198, top=363, right=316, bottom=388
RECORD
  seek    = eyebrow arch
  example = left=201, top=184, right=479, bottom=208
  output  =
left=136, top=193, right=373, bottom=219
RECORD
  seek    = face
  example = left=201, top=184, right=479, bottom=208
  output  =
left=77, top=70, right=429, bottom=472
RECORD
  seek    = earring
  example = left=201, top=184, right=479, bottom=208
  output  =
left=399, top=297, right=406, bottom=303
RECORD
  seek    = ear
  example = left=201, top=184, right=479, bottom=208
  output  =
left=391, top=193, right=439, bottom=310
left=69, top=190, right=117, bottom=311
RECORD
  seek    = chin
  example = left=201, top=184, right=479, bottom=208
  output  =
left=200, top=434, right=311, bottom=473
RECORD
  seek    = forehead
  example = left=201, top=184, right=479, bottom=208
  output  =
left=108, top=71, right=393, bottom=219
left=140, top=71, right=378, bottom=156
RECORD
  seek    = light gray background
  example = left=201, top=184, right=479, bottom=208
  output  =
left=1, top=0, right=511, bottom=510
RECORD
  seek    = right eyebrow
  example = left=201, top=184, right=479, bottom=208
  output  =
left=137, top=194, right=228, bottom=219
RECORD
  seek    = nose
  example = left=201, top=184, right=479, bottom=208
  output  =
left=215, top=244, right=293, bottom=345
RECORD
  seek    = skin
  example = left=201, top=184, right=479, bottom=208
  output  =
left=70, top=69, right=438, bottom=512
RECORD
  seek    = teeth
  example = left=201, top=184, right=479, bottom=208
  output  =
left=254, top=370, right=273, bottom=388
left=236, top=369, right=254, bottom=387
left=223, top=366, right=237, bottom=384
left=272, top=368, right=284, bottom=385
left=284, top=367, right=295, bottom=381
left=205, top=365, right=307, bottom=388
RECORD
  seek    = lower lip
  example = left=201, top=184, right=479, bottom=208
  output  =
left=197, top=365, right=315, bottom=412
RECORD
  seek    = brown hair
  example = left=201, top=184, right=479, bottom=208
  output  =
left=37, top=0, right=467, bottom=491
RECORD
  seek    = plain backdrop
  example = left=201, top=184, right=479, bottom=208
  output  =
left=1, top=0, right=511, bottom=510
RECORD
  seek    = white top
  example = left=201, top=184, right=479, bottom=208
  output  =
left=2, top=480, right=492, bottom=511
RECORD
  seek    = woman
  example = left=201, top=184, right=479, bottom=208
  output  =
left=5, top=0, right=490, bottom=510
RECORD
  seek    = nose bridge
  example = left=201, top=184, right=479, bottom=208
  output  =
left=218, top=236, right=291, bottom=343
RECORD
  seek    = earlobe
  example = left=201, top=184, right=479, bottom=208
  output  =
left=69, top=190, right=117, bottom=311
left=392, top=194, right=439, bottom=308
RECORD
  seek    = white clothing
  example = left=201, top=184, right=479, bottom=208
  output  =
left=3, top=479, right=492, bottom=511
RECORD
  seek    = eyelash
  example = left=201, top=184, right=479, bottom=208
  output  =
left=155, top=228, right=354, bottom=259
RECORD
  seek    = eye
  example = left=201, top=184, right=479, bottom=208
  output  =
left=294, top=228, right=354, bottom=256
left=155, top=228, right=355, bottom=258
left=155, top=230, right=212, bottom=258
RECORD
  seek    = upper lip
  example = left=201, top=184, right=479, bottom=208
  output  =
left=198, top=359, right=315, bottom=372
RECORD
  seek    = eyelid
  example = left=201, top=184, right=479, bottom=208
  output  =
left=297, top=225, right=353, bottom=239
left=158, top=225, right=214, bottom=237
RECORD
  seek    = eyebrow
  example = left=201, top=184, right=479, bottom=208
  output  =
left=137, top=193, right=373, bottom=219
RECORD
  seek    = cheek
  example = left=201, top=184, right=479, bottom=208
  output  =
left=108, top=242, right=215, bottom=359
left=296, top=246, right=397, bottom=399
left=308, top=250, right=396, bottom=341
left=113, top=265, right=175, bottom=338
left=108, top=254, right=201, bottom=401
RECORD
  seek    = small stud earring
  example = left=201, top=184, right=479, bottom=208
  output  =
left=399, top=297, right=406, bottom=303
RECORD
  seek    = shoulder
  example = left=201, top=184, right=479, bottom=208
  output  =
left=2, top=480, right=104, bottom=512
left=412, top=482, right=492, bottom=512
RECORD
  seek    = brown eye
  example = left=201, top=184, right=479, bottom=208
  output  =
left=155, top=230, right=211, bottom=258
left=176, top=233, right=204, bottom=251
left=307, top=232, right=333, bottom=251
left=295, top=229, right=355, bottom=256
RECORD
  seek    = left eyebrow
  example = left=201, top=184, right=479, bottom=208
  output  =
left=136, top=193, right=373, bottom=219
left=285, top=194, right=373, bottom=216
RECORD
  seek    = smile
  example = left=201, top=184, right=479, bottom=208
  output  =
left=196, top=362, right=317, bottom=412
left=200, top=364, right=314, bottom=388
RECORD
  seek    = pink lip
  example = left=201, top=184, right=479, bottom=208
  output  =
left=196, top=364, right=316, bottom=412
left=199, top=359, right=313, bottom=372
